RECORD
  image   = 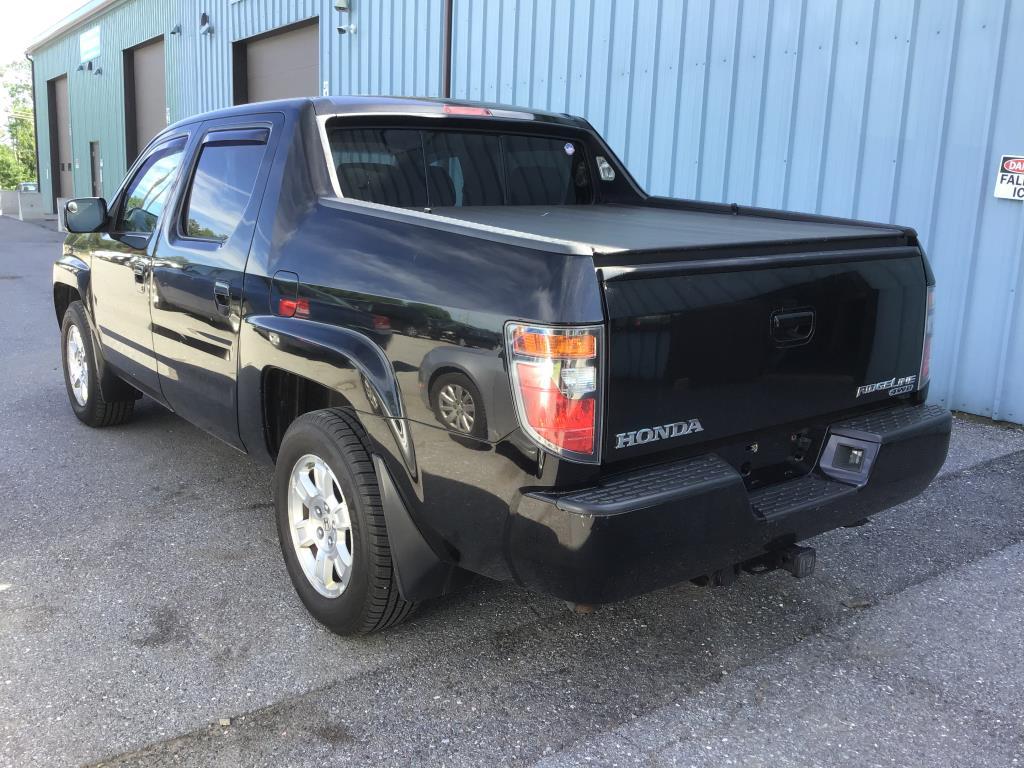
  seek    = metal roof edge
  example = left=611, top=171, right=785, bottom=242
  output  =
left=25, top=0, right=126, bottom=55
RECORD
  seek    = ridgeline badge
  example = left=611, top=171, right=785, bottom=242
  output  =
left=856, top=375, right=917, bottom=398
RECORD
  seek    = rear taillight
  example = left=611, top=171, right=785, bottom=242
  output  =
left=277, top=298, right=310, bottom=318
left=506, top=322, right=603, bottom=462
left=919, top=286, right=934, bottom=389
left=371, top=314, right=391, bottom=331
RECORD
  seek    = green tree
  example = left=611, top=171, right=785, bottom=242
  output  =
left=0, top=61, right=36, bottom=188
left=0, top=144, right=21, bottom=188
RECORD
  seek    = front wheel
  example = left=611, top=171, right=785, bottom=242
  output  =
left=273, top=408, right=414, bottom=635
left=60, top=300, right=136, bottom=427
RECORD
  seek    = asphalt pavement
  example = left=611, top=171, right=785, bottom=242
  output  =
left=0, top=215, right=1022, bottom=767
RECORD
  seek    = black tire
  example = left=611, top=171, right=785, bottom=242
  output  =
left=430, top=372, right=488, bottom=439
left=60, top=300, right=136, bottom=427
left=273, top=408, right=414, bottom=635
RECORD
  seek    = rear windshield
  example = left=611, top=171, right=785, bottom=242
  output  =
left=327, top=128, right=593, bottom=208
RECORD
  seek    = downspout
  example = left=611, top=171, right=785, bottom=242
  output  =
left=441, top=0, right=453, bottom=98
left=25, top=52, right=43, bottom=206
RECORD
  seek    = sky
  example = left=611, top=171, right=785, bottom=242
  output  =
left=0, top=1, right=87, bottom=65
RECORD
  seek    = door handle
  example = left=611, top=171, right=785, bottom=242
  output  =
left=133, top=262, right=146, bottom=283
left=214, top=281, right=231, bottom=315
left=771, top=308, right=815, bottom=346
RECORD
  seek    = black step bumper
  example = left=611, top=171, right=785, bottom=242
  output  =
left=510, top=403, right=952, bottom=604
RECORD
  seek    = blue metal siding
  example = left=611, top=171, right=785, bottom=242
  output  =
left=451, top=0, right=1024, bottom=423
left=177, top=0, right=444, bottom=113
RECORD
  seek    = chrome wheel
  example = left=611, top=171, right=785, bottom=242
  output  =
left=66, top=324, right=89, bottom=407
left=287, top=454, right=353, bottom=598
left=437, top=383, right=475, bottom=433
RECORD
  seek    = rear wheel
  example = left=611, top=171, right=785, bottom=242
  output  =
left=273, top=408, right=414, bottom=635
left=430, top=372, right=487, bottom=439
left=60, top=300, right=136, bottom=427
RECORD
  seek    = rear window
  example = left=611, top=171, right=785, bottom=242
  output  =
left=328, top=128, right=592, bottom=208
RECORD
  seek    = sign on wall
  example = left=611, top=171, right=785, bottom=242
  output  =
left=79, top=26, right=101, bottom=62
left=994, top=155, right=1024, bottom=201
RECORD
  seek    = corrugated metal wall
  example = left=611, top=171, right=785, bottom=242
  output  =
left=32, top=0, right=444, bottom=203
left=171, top=0, right=444, bottom=115
left=30, top=0, right=176, bottom=203
left=450, top=0, right=1024, bottom=424
left=28, top=0, right=1024, bottom=423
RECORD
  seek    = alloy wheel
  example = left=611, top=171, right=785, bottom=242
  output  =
left=66, top=324, right=89, bottom=406
left=438, top=383, right=475, bottom=433
left=287, top=453, right=354, bottom=598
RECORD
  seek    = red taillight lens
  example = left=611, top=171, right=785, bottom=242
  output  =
left=506, top=323, right=602, bottom=462
left=515, top=362, right=596, bottom=453
left=372, top=314, right=391, bottom=331
left=278, top=298, right=310, bottom=318
left=919, top=286, right=934, bottom=388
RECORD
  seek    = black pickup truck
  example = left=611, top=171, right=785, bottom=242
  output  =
left=54, top=96, right=951, bottom=635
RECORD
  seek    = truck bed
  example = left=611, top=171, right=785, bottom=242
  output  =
left=430, top=203, right=902, bottom=254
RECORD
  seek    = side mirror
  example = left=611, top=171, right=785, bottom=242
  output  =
left=64, top=197, right=108, bottom=233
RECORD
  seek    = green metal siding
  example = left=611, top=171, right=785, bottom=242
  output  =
left=30, top=0, right=445, bottom=213
left=30, top=0, right=180, bottom=209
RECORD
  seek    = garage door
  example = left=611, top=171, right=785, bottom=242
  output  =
left=50, top=75, right=73, bottom=199
left=130, top=38, right=167, bottom=160
left=243, top=21, right=319, bottom=103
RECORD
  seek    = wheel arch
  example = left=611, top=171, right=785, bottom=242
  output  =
left=426, top=364, right=474, bottom=397
left=240, top=315, right=408, bottom=465
left=52, top=253, right=90, bottom=328
left=261, top=366, right=361, bottom=458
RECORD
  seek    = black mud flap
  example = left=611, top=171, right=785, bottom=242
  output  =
left=372, top=454, right=467, bottom=602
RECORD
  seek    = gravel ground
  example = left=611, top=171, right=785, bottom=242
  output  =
left=0, top=216, right=1022, bottom=767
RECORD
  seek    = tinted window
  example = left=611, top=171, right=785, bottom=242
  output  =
left=503, top=135, right=591, bottom=205
left=117, top=138, right=186, bottom=234
left=183, top=135, right=267, bottom=242
left=328, top=128, right=591, bottom=208
left=423, top=132, right=503, bottom=206
left=332, top=129, right=426, bottom=208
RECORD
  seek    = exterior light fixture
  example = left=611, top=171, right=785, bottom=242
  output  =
left=336, top=0, right=354, bottom=33
left=200, top=12, right=213, bottom=35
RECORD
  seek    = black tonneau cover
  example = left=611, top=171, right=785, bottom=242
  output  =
left=430, top=203, right=902, bottom=254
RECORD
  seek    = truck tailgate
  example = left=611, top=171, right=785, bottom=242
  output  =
left=600, top=247, right=928, bottom=462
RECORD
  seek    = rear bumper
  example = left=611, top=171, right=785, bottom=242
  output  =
left=509, top=403, right=951, bottom=604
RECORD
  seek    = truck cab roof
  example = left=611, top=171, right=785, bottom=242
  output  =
left=165, top=94, right=584, bottom=134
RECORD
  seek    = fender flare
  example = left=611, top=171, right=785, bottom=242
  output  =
left=247, top=315, right=404, bottom=416
left=242, top=315, right=416, bottom=476
left=52, top=254, right=91, bottom=326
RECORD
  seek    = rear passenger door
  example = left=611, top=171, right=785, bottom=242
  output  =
left=150, top=114, right=282, bottom=447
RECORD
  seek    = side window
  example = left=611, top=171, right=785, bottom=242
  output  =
left=116, top=138, right=186, bottom=234
left=182, top=129, right=269, bottom=242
